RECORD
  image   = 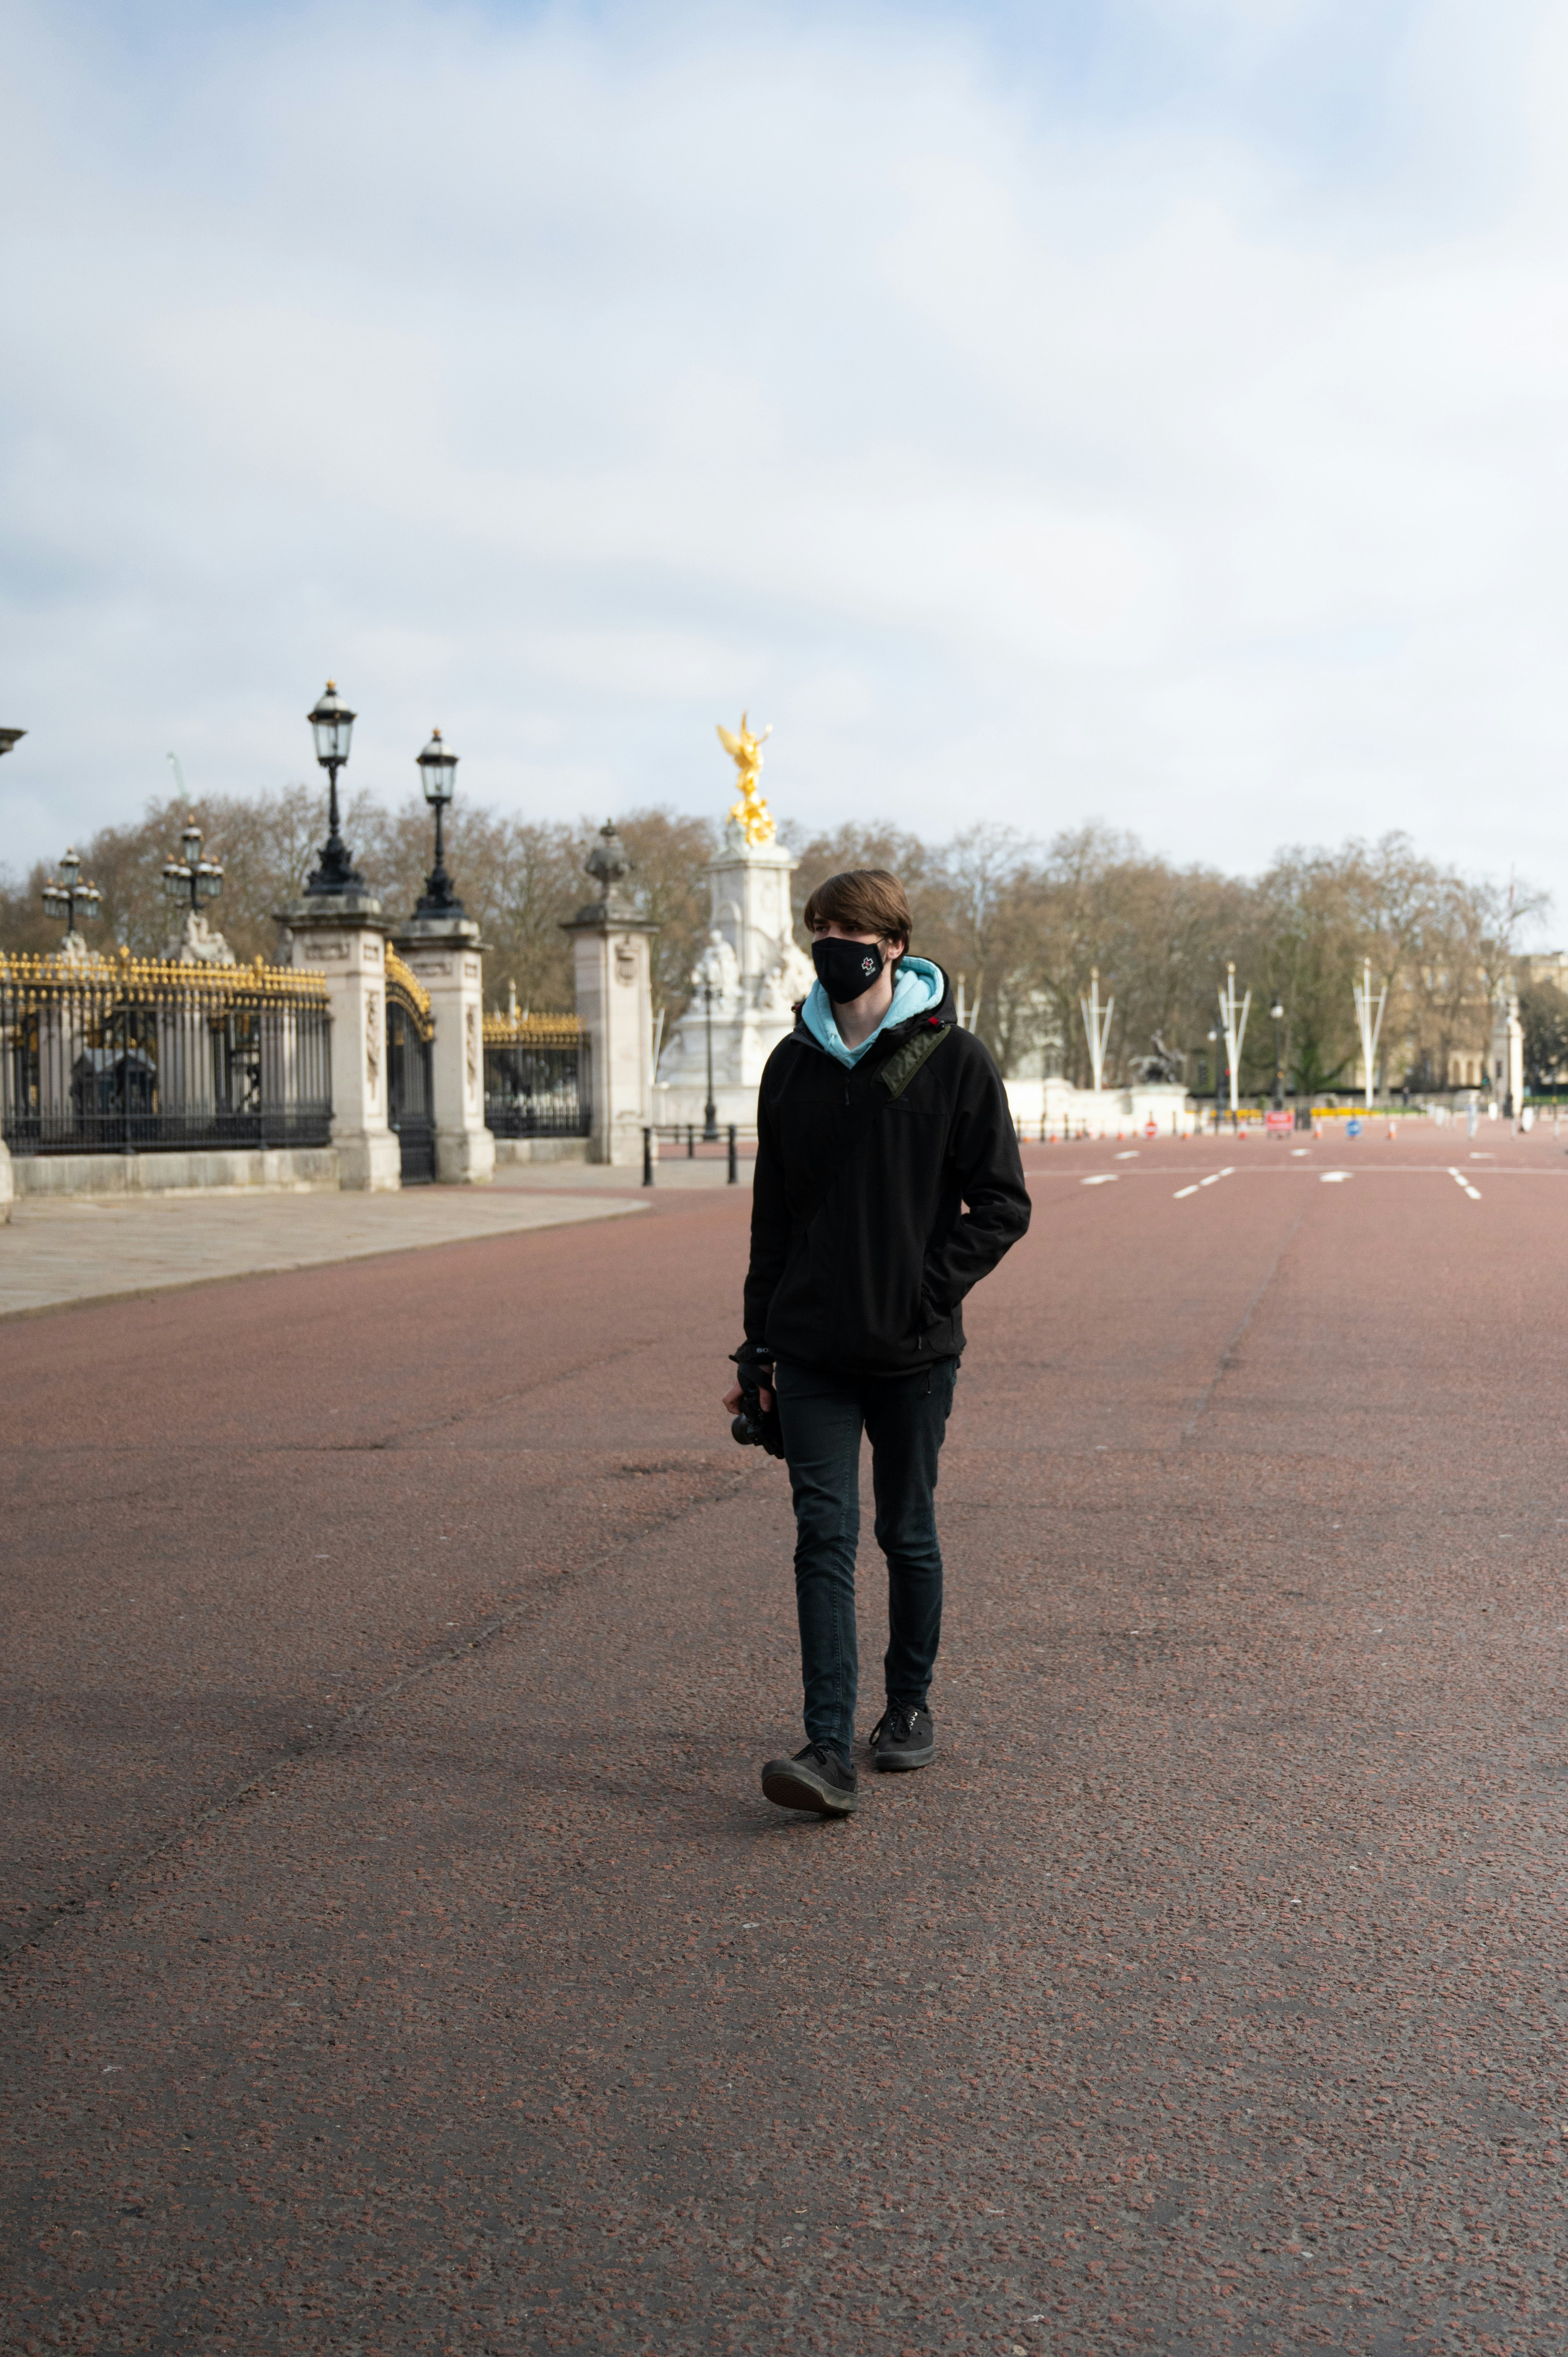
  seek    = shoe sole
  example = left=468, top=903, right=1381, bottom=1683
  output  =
left=761, top=1763, right=859, bottom=1815
left=871, top=1743, right=935, bottom=1771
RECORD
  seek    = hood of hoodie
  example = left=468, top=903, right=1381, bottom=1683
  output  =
left=799, top=955, right=948, bottom=1068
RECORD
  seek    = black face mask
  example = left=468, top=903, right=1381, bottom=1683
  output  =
left=812, top=936, right=888, bottom=1002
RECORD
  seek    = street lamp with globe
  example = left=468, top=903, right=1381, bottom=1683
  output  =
left=1270, top=998, right=1286, bottom=1110
left=692, top=942, right=726, bottom=1141
left=413, top=729, right=464, bottom=915
left=1206, top=1026, right=1222, bottom=1133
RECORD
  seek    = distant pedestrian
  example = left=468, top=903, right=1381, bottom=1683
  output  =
left=722, top=868, right=1031, bottom=1816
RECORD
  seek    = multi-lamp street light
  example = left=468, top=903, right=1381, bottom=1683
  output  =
left=161, top=823, right=224, bottom=917
left=41, top=847, right=103, bottom=941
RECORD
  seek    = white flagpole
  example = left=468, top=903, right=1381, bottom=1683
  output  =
left=1217, top=962, right=1251, bottom=1124
left=1352, top=958, right=1386, bottom=1111
left=1080, top=966, right=1115, bottom=1108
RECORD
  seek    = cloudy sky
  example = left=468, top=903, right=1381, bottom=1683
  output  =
left=3, top=0, right=1567, bottom=920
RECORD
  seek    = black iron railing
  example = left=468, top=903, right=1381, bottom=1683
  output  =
left=641, top=1123, right=757, bottom=1186
left=0, top=949, right=332, bottom=1156
left=483, top=1014, right=590, bottom=1138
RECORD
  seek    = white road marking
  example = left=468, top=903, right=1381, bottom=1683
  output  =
left=1290, top=1147, right=1310, bottom=1156
left=1320, top=1171, right=1352, bottom=1183
left=1114, top=1150, right=1139, bottom=1159
left=1173, top=1166, right=1236, bottom=1200
left=1168, top=1166, right=1238, bottom=1199
left=1081, top=1173, right=1118, bottom=1186
left=1446, top=1166, right=1482, bottom=1200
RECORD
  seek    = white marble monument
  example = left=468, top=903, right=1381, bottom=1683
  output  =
left=653, top=717, right=814, bottom=1133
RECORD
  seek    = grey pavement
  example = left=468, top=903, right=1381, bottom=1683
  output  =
left=0, top=1177, right=647, bottom=1318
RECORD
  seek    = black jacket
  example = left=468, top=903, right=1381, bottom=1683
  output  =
left=743, top=965, right=1031, bottom=1375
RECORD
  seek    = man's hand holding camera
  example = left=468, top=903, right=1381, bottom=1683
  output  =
left=725, top=1343, right=784, bottom=1458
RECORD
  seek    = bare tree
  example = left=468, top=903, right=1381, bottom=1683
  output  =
left=611, top=808, right=719, bottom=1031
left=4, top=789, right=1548, bottom=1108
left=788, top=823, right=944, bottom=950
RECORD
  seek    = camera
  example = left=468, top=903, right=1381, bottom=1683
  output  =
left=731, top=1379, right=770, bottom=1448
left=729, top=1350, right=785, bottom=1459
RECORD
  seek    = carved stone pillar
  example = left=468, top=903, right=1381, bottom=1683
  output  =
left=275, top=894, right=401, bottom=1191
left=390, top=913, right=495, bottom=1184
left=562, top=823, right=659, bottom=1166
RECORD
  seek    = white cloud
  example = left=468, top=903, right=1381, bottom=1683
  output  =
left=0, top=0, right=1566, bottom=931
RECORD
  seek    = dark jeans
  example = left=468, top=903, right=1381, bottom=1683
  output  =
left=773, top=1356, right=959, bottom=1761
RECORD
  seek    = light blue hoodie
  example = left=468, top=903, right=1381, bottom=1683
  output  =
left=799, top=954, right=946, bottom=1069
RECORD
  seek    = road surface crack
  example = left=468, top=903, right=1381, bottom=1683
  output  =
left=1180, top=1210, right=1304, bottom=1444
left=0, top=1459, right=768, bottom=1967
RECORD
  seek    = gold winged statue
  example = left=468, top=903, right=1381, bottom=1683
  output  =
left=717, top=712, right=775, bottom=847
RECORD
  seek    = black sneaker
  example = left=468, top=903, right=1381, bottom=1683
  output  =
left=760, top=1742, right=860, bottom=1816
left=869, top=1702, right=935, bottom=1770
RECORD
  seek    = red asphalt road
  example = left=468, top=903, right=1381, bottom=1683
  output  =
left=4, top=1125, right=1568, bottom=2356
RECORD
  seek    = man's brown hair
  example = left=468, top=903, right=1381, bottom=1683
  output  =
left=800, top=868, right=913, bottom=950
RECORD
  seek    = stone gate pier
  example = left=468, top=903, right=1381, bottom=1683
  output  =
left=392, top=910, right=495, bottom=1186
left=562, top=825, right=658, bottom=1166
left=279, top=891, right=401, bottom=1192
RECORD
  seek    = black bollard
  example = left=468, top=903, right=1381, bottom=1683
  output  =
left=643, top=1126, right=654, bottom=1187
left=727, top=1124, right=738, bottom=1184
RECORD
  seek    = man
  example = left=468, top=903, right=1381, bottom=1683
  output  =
left=722, top=868, right=1031, bottom=1816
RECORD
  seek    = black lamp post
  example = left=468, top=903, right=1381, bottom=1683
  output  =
left=413, top=729, right=464, bottom=915
left=41, top=846, right=102, bottom=941
left=304, top=680, right=364, bottom=895
left=1270, top=998, right=1285, bottom=1109
left=703, top=981, right=719, bottom=1141
left=161, top=822, right=224, bottom=918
